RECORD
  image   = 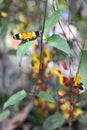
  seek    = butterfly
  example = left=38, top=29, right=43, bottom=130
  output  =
left=13, top=31, right=41, bottom=41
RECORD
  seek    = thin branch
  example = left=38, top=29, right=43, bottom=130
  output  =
left=66, top=22, right=82, bottom=51
left=52, top=1, right=79, bottom=57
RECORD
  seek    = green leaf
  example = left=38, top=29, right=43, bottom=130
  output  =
left=38, top=91, right=56, bottom=103
left=43, top=113, right=65, bottom=130
left=0, top=110, right=10, bottom=122
left=16, top=40, right=36, bottom=66
left=79, top=50, right=87, bottom=87
left=48, top=34, right=71, bottom=55
left=0, top=0, right=4, bottom=3
left=44, top=10, right=60, bottom=37
left=3, top=90, right=27, bottom=110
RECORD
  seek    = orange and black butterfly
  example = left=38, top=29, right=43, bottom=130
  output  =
left=13, top=31, right=41, bottom=41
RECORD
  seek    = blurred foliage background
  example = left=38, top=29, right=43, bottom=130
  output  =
left=0, top=0, right=87, bottom=130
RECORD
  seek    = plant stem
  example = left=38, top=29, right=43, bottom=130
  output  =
left=39, top=0, right=47, bottom=74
